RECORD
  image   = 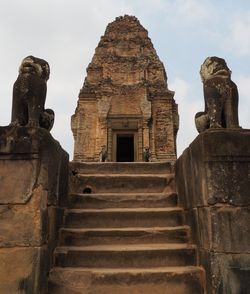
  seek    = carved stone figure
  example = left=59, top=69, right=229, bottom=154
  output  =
left=195, top=56, right=240, bottom=133
left=10, top=56, right=54, bottom=131
left=99, top=145, right=108, bottom=162
left=143, top=147, right=152, bottom=162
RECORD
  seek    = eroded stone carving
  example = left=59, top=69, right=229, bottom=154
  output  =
left=11, top=56, right=54, bottom=131
left=195, top=56, right=240, bottom=133
left=143, top=147, right=152, bottom=162
left=99, top=145, right=108, bottom=162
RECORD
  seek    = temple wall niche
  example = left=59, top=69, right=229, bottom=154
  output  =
left=71, top=15, right=179, bottom=162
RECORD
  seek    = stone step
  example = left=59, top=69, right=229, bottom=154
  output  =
left=64, top=207, right=184, bottom=228
left=71, top=174, right=175, bottom=194
left=49, top=266, right=206, bottom=294
left=54, top=244, right=197, bottom=268
left=69, top=192, right=178, bottom=209
left=70, top=161, right=173, bottom=175
left=60, top=226, right=190, bottom=246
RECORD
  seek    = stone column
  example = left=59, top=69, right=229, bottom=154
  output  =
left=152, top=97, right=169, bottom=161
left=175, top=129, right=250, bottom=294
left=96, top=118, right=108, bottom=161
left=138, top=121, right=143, bottom=161
left=107, top=125, right=112, bottom=161
left=0, top=127, right=68, bottom=294
left=142, top=119, right=150, bottom=150
left=149, top=119, right=156, bottom=161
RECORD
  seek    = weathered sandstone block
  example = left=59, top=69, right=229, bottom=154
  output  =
left=0, top=126, right=68, bottom=294
left=176, top=129, right=250, bottom=207
left=0, top=247, right=46, bottom=294
left=175, top=129, right=250, bottom=293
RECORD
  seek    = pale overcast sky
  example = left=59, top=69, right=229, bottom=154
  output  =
left=1, top=0, right=249, bottom=158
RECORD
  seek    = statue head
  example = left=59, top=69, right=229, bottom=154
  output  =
left=19, top=55, right=50, bottom=81
left=200, top=56, right=231, bottom=82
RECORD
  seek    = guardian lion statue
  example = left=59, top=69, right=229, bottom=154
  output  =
left=10, top=55, right=54, bottom=131
left=195, top=56, right=240, bottom=133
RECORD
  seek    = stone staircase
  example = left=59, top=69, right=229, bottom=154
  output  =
left=49, top=162, right=206, bottom=294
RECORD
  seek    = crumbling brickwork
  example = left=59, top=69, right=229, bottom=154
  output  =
left=71, top=15, right=178, bottom=162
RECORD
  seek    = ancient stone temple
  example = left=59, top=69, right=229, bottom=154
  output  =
left=71, top=15, right=179, bottom=162
left=2, top=15, right=250, bottom=294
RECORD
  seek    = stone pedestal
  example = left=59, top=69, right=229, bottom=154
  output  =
left=175, top=129, right=250, bottom=294
left=0, top=127, right=68, bottom=294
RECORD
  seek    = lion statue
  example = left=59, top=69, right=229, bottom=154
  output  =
left=10, top=55, right=54, bottom=131
left=195, top=56, right=240, bottom=133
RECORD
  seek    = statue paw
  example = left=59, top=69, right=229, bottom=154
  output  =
left=209, top=122, right=222, bottom=129
left=195, top=112, right=209, bottom=133
left=39, top=109, right=54, bottom=131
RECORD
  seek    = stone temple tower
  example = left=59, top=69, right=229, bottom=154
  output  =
left=71, top=15, right=179, bottom=162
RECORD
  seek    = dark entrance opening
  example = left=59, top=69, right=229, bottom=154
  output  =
left=116, top=134, right=134, bottom=162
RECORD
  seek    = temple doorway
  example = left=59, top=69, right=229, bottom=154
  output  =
left=112, top=131, right=138, bottom=162
left=116, top=134, right=134, bottom=162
